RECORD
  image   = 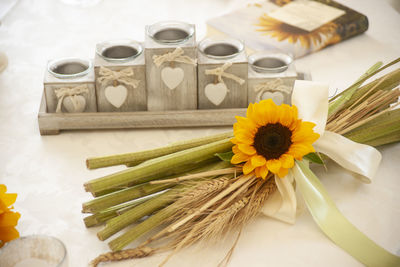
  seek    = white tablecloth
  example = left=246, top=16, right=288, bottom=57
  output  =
left=0, top=0, right=399, bottom=266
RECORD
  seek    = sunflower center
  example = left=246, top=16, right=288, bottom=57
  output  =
left=253, top=123, right=292, bottom=160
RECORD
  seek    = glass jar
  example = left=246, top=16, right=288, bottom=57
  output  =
left=147, top=21, right=194, bottom=45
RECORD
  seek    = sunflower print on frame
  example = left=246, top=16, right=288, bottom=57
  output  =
left=256, top=14, right=338, bottom=49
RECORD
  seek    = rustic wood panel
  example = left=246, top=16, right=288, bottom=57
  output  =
left=198, top=62, right=248, bottom=109
left=38, top=94, right=246, bottom=135
left=94, top=65, right=147, bottom=112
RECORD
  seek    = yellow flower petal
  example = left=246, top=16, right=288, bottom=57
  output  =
left=254, top=166, right=262, bottom=178
left=232, top=145, right=240, bottom=154
left=234, top=131, right=254, bottom=145
left=238, top=144, right=256, bottom=155
left=277, top=167, right=289, bottom=178
left=243, top=160, right=256, bottom=175
left=280, top=154, right=294, bottom=169
left=0, top=211, right=20, bottom=227
left=251, top=155, right=267, bottom=167
left=231, top=152, right=250, bottom=164
left=0, top=226, right=19, bottom=246
left=259, top=165, right=269, bottom=179
left=266, top=159, right=281, bottom=174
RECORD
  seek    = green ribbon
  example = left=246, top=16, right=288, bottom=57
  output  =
left=293, top=160, right=400, bottom=267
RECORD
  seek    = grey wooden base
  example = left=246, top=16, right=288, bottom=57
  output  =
left=38, top=94, right=246, bottom=135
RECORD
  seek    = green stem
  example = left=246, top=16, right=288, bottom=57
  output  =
left=97, top=188, right=180, bottom=241
left=96, top=160, right=232, bottom=241
left=84, top=198, right=148, bottom=227
left=92, top=158, right=217, bottom=197
left=344, top=120, right=400, bottom=144
left=86, top=132, right=233, bottom=169
left=362, top=130, right=400, bottom=147
left=343, top=68, right=400, bottom=110
left=328, top=58, right=400, bottom=117
left=109, top=206, right=174, bottom=251
left=330, top=61, right=383, bottom=102
left=82, top=160, right=230, bottom=213
left=328, top=62, right=383, bottom=117
left=84, top=138, right=233, bottom=195
left=82, top=182, right=172, bottom=214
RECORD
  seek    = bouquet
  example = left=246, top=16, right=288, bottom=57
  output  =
left=83, top=58, right=400, bottom=266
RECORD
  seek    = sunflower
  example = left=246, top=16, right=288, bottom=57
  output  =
left=231, top=99, right=319, bottom=179
left=0, top=184, right=20, bottom=248
left=256, top=14, right=338, bottom=49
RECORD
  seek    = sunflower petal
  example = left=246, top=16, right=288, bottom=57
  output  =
left=238, top=144, right=256, bottom=155
left=0, top=226, right=19, bottom=244
left=243, top=160, right=256, bottom=175
left=267, top=159, right=282, bottom=173
left=255, top=166, right=262, bottom=178
left=259, top=165, right=269, bottom=179
left=231, top=152, right=250, bottom=164
left=280, top=154, right=295, bottom=169
left=251, top=155, right=267, bottom=167
left=0, top=211, right=20, bottom=227
left=277, top=167, right=289, bottom=178
left=234, top=131, right=254, bottom=145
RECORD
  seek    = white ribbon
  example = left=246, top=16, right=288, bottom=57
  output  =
left=262, top=80, right=382, bottom=223
left=54, top=85, right=89, bottom=113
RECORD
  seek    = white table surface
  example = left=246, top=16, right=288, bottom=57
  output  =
left=0, top=0, right=399, bottom=266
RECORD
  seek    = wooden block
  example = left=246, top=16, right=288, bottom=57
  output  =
left=145, top=24, right=197, bottom=111
left=248, top=63, right=297, bottom=105
left=197, top=42, right=248, bottom=109
left=44, top=59, right=97, bottom=113
left=94, top=42, right=147, bottom=112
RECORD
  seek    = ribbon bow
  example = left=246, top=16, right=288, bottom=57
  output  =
left=261, top=81, right=400, bottom=267
left=54, top=85, right=89, bottom=113
left=152, top=47, right=197, bottom=67
left=254, top=78, right=292, bottom=93
left=205, top=62, right=245, bottom=85
left=97, top=67, right=140, bottom=88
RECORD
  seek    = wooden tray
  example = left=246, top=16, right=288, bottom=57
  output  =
left=37, top=94, right=246, bottom=135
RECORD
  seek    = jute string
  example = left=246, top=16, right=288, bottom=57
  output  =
left=205, top=62, right=245, bottom=85
left=254, top=78, right=291, bottom=93
left=97, top=67, right=140, bottom=88
left=152, top=47, right=197, bottom=67
left=54, top=84, right=89, bottom=113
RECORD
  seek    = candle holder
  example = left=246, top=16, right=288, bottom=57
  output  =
left=44, top=58, right=97, bottom=113
left=247, top=52, right=297, bottom=105
left=145, top=21, right=197, bottom=111
left=94, top=40, right=147, bottom=112
left=197, top=37, right=248, bottom=109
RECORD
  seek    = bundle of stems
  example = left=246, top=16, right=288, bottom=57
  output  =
left=326, top=58, right=400, bottom=146
left=84, top=58, right=400, bottom=266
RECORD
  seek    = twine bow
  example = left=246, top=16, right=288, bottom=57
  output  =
left=152, top=47, right=197, bottom=67
left=254, top=78, right=292, bottom=93
left=97, top=67, right=140, bottom=88
left=205, top=62, right=245, bottom=85
left=54, top=84, right=89, bottom=113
